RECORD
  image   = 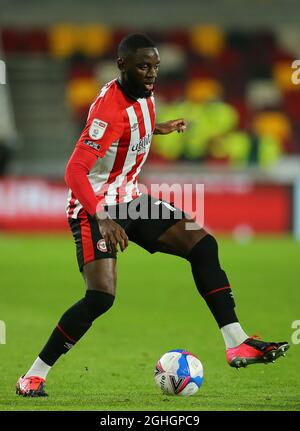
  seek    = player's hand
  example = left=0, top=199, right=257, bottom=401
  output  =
left=95, top=213, right=128, bottom=254
left=154, top=119, right=187, bottom=135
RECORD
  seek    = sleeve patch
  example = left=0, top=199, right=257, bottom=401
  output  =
left=89, top=118, right=108, bottom=140
left=84, top=140, right=101, bottom=151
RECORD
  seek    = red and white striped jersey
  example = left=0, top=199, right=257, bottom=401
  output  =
left=67, top=79, right=155, bottom=219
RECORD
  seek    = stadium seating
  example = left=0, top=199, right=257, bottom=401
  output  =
left=189, top=25, right=225, bottom=58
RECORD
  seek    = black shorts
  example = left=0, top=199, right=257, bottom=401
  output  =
left=68, top=194, right=186, bottom=271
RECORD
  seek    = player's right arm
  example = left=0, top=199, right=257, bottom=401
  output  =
left=65, top=97, right=128, bottom=254
left=65, top=148, right=128, bottom=253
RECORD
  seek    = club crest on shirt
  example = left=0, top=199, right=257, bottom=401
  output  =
left=89, top=118, right=108, bottom=140
left=97, top=239, right=108, bottom=252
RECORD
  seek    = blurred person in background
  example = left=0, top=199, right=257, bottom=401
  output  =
left=0, top=61, right=18, bottom=175
left=0, top=139, right=13, bottom=175
left=16, top=33, right=289, bottom=397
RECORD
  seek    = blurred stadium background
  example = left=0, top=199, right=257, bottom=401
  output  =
left=1, top=0, right=300, bottom=237
left=1, top=0, right=300, bottom=411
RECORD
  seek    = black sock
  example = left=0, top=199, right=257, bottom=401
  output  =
left=39, top=290, right=114, bottom=366
left=188, top=235, right=238, bottom=328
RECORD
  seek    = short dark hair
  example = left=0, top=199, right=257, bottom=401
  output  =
left=117, top=33, right=156, bottom=58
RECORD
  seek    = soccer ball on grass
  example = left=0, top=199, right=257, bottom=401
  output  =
left=154, top=349, right=203, bottom=396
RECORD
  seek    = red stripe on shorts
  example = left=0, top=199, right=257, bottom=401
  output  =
left=80, top=216, right=95, bottom=265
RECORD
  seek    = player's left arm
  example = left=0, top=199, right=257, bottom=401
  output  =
left=154, top=118, right=187, bottom=135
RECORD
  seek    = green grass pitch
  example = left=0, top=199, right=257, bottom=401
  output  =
left=0, top=233, right=299, bottom=411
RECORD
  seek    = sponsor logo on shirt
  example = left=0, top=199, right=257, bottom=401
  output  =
left=131, top=132, right=153, bottom=154
left=89, top=118, right=108, bottom=140
left=84, top=140, right=101, bottom=151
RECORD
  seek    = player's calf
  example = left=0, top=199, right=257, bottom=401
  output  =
left=38, top=290, right=115, bottom=366
left=188, top=234, right=237, bottom=328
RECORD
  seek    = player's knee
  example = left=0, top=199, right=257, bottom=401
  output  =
left=187, top=234, right=220, bottom=268
left=85, top=276, right=116, bottom=296
left=85, top=290, right=115, bottom=320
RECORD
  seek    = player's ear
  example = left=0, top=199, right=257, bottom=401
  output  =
left=117, top=58, right=126, bottom=72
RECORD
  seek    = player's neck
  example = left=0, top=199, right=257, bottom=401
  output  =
left=117, top=77, right=139, bottom=101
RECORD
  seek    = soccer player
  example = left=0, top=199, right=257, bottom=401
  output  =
left=16, top=34, right=289, bottom=397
